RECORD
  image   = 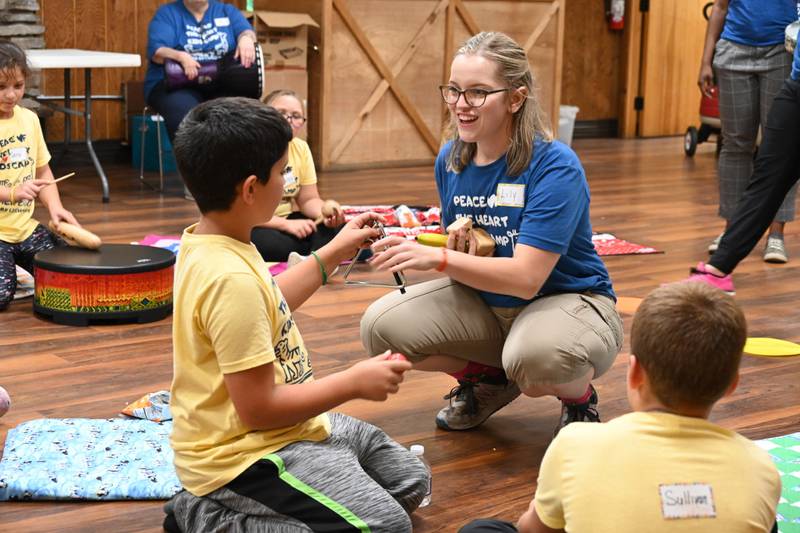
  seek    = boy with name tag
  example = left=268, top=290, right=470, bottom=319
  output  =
left=460, top=282, right=781, bottom=533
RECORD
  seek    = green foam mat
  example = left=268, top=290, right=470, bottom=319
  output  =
left=756, top=432, right=800, bottom=532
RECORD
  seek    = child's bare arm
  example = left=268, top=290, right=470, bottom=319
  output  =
left=517, top=500, right=564, bottom=533
left=276, top=212, right=381, bottom=310
left=223, top=351, right=411, bottom=430
left=36, top=165, right=79, bottom=226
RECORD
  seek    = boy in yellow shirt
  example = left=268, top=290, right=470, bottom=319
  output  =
left=460, top=282, right=781, bottom=533
left=163, top=97, right=428, bottom=532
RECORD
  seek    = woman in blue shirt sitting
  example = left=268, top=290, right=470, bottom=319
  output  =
left=360, top=32, right=623, bottom=436
left=144, top=1, right=257, bottom=143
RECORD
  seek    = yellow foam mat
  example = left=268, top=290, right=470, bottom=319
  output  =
left=743, top=337, right=800, bottom=357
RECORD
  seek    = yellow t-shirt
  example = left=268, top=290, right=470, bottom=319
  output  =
left=0, top=106, right=51, bottom=243
left=170, top=225, right=330, bottom=496
left=534, top=412, right=780, bottom=532
left=274, top=137, right=317, bottom=218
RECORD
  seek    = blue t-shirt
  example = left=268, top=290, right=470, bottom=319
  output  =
left=144, top=1, right=252, bottom=100
left=720, top=0, right=798, bottom=47
left=793, top=26, right=800, bottom=80
left=435, top=140, right=614, bottom=308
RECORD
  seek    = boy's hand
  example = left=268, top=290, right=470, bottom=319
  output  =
left=13, top=179, right=50, bottom=202
left=347, top=350, right=412, bottom=401
left=283, top=218, right=317, bottom=239
left=328, top=212, right=383, bottom=262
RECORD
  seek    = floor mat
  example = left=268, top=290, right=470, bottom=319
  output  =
left=755, top=432, right=800, bottom=532
left=0, top=418, right=181, bottom=500
left=591, top=233, right=661, bottom=256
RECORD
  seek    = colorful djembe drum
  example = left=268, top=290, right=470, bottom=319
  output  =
left=33, top=244, right=175, bottom=326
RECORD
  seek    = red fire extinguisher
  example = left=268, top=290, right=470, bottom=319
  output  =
left=607, top=0, right=625, bottom=30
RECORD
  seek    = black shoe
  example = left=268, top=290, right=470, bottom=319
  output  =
left=554, top=384, right=600, bottom=436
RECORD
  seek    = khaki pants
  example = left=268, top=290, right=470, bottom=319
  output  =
left=360, top=278, right=623, bottom=389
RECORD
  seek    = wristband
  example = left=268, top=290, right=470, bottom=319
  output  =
left=9, top=185, right=17, bottom=204
left=310, top=250, right=328, bottom=286
left=435, top=247, right=448, bottom=272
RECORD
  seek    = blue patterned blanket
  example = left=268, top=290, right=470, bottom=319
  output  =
left=0, top=418, right=181, bottom=500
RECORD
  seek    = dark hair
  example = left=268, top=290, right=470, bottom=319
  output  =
left=0, top=41, right=30, bottom=78
left=173, top=97, right=292, bottom=213
left=631, top=282, right=747, bottom=411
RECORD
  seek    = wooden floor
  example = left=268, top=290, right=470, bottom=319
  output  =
left=2, top=137, right=800, bottom=532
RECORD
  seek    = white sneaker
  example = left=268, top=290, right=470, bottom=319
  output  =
left=287, top=251, right=340, bottom=276
left=708, top=233, right=723, bottom=254
left=287, top=251, right=306, bottom=267
left=763, top=236, right=788, bottom=263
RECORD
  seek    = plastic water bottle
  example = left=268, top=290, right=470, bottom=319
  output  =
left=410, top=444, right=431, bottom=507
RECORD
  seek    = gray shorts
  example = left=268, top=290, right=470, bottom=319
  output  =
left=360, top=278, right=624, bottom=389
left=164, top=413, right=429, bottom=532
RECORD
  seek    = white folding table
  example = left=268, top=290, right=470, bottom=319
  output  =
left=26, top=49, right=142, bottom=202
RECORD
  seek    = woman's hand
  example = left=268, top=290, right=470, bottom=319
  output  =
left=369, top=235, right=443, bottom=272
left=235, top=33, right=257, bottom=69
left=326, top=212, right=383, bottom=262
left=177, top=51, right=202, bottom=80
left=48, top=205, right=79, bottom=227
left=282, top=218, right=317, bottom=239
left=446, top=227, right=478, bottom=255
left=698, top=62, right=714, bottom=98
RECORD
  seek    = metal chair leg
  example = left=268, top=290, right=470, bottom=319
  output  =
left=138, top=106, right=165, bottom=193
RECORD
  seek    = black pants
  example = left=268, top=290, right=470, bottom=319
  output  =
left=146, top=82, right=219, bottom=142
left=0, top=224, right=62, bottom=310
left=250, top=212, right=341, bottom=262
left=711, top=78, right=800, bottom=274
left=459, top=519, right=518, bottom=533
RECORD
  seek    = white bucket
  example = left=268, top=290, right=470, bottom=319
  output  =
left=557, top=105, right=580, bottom=146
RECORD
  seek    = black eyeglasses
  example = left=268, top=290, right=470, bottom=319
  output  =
left=282, top=113, right=307, bottom=125
left=439, top=85, right=510, bottom=107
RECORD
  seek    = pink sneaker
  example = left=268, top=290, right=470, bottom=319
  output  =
left=682, top=262, right=735, bottom=295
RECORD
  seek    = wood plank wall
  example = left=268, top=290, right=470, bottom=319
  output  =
left=39, top=0, right=169, bottom=143
left=38, top=0, right=622, bottom=142
left=561, top=0, right=623, bottom=121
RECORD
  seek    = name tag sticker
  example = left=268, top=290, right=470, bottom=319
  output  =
left=283, top=167, right=297, bottom=186
left=9, top=147, right=27, bottom=162
left=495, top=183, right=525, bottom=207
left=659, top=483, right=716, bottom=519
left=214, top=17, right=230, bottom=27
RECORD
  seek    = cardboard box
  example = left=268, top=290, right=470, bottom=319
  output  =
left=247, top=11, right=319, bottom=69
left=264, top=68, right=308, bottom=104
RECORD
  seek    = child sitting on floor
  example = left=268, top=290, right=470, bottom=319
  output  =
left=0, top=41, right=80, bottom=310
left=163, top=97, right=428, bottom=533
left=460, top=282, right=781, bottom=533
left=251, top=89, right=345, bottom=263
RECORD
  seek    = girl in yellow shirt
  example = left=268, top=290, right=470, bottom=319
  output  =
left=251, top=90, right=345, bottom=262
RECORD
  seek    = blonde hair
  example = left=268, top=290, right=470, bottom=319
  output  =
left=264, top=89, right=301, bottom=106
left=444, top=32, right=552, bottom=177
